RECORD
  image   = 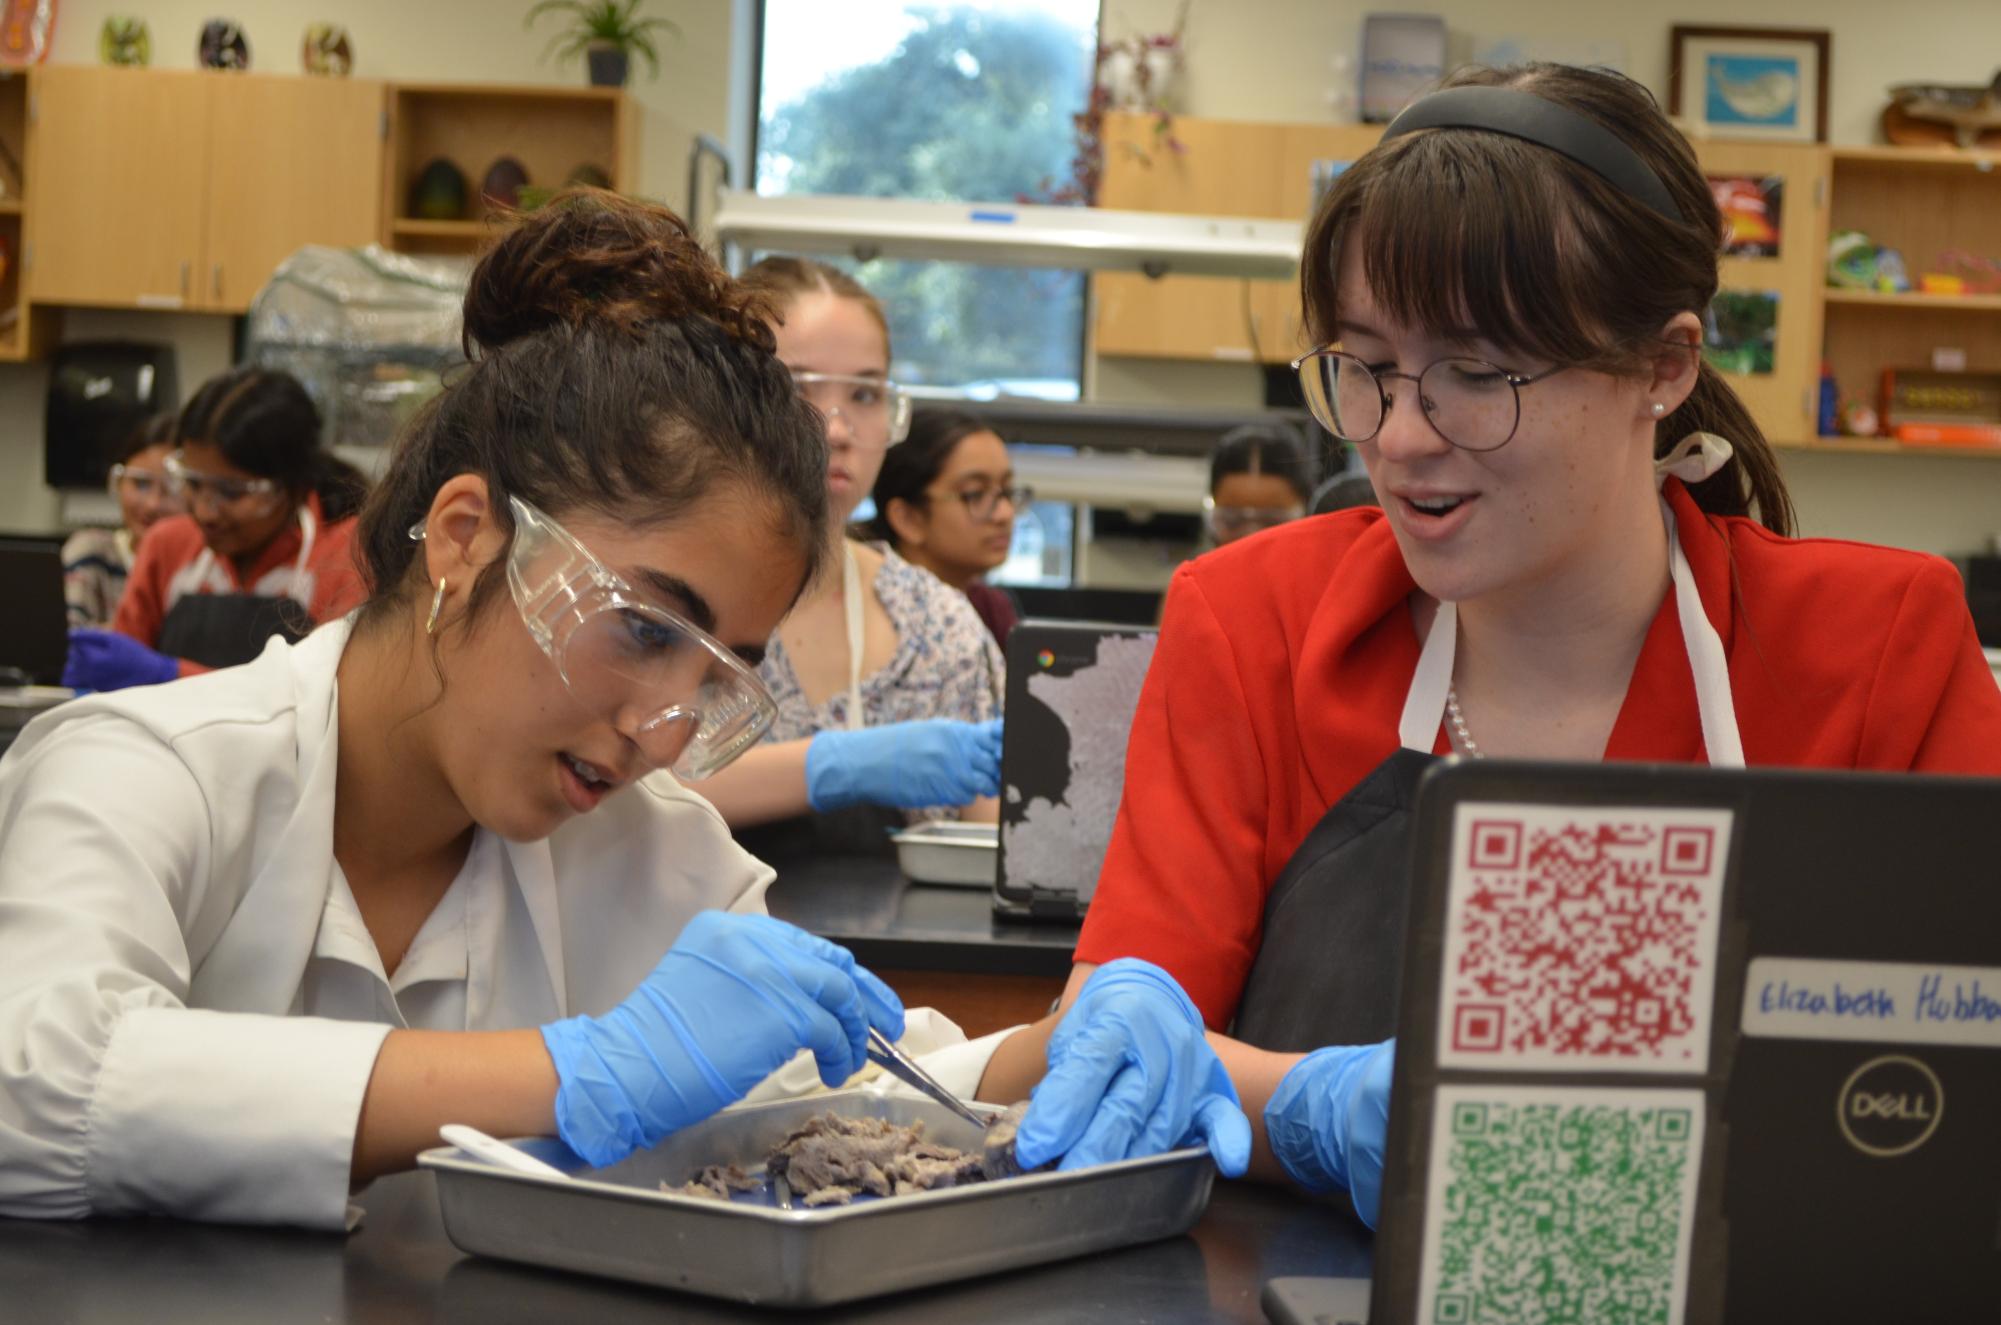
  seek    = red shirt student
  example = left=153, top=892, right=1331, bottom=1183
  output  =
left=971, top=66, right=2001, bottom=1230
left=65, top=368, right=368, bottom=689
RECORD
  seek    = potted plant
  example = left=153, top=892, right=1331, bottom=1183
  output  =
left=524, top=0, right=679, bottom=88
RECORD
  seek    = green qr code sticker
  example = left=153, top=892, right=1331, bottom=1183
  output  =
left=1418, top=1086, right=1706, bottom=1325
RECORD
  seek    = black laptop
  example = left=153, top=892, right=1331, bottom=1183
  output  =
left=1267, top=759, right=2001, bottom=1325
left=994, top=620, right=1158, bottom=920
left=0, top=537, right=70, bottom=685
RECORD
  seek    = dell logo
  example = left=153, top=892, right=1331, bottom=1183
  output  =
left=1836, top=1055, right=1944, bottom=1158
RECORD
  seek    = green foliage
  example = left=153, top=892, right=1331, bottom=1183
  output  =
left=525, top=0, right=680, bottom=78
left=760, top=6, right=1094, bottom=390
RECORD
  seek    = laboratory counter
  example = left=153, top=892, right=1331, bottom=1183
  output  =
left=763, top=851, right=1081, bottom=1036
left=0, top=1169, right=1373, bottom=1324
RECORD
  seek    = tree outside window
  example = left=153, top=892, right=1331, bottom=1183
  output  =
left=757, top=2, right=1100, bottom=399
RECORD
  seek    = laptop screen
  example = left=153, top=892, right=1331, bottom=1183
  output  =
left=996, top=620, right=1158, bottom=918
left=0, top=538, right=71, bottom=685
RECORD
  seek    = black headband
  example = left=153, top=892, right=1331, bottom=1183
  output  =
left=1379, top=86, right=1685, bottom=225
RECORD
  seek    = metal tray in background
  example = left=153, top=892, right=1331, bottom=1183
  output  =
left=889, top=820, right=998, bottom=887
left=420, top=1088, right=1215, bottom=1309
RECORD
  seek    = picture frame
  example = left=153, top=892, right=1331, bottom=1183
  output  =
left=1669, top=25, right=1830, bottom=144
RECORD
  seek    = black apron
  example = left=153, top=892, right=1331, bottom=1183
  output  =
left=1232, top=747, right=1434, bottom=1052
left=156, top=592, right=313, bottom=670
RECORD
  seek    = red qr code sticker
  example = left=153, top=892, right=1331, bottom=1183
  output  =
left=1437, top=803, right=1732, bottom=1073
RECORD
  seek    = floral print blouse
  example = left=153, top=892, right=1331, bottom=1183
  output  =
left=760, top=543, right=1005, bottom=743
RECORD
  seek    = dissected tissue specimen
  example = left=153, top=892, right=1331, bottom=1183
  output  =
left=665, top=1162, right=764, bottom=1202
left=665, top=1103, right=1033, bottom=1207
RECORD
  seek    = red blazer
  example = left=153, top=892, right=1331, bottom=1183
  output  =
left=1076, top=479, right=2001, bottom=1028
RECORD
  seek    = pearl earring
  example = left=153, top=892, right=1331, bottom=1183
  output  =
left=426, top=577, right=447, bottom=634
left=1650, top=402, right=1667, bottom=418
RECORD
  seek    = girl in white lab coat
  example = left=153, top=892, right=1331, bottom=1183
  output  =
left=0, top=191, right=916, bottom=1229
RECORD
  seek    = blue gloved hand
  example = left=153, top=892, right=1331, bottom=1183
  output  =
left=540, top=911, right=906, bottom=1168
left=63, top=628, right=179, bottom=691
left=1265, top=1039, right=1395, bottom=1227
left=1013, top=958, right=1252, bottom=1177
left=804, top=718, right=1003, bottom=811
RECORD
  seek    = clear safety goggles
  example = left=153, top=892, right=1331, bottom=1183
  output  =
left=1203, top=496, right=1304, bottom=544
left=415, top=497, right=778, bottom=781
left=107, top=462, right=182, bottom=507
left=164, top=451, right=282, bottom=514
left=790, top=370, right=913, bottom=446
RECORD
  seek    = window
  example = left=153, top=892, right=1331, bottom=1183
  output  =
left=755, top=1, right=1099, bottom=399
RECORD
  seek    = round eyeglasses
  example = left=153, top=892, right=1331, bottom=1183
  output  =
left=790, top=370, right=913, bottom=447
left=1291, top=348, right=1569, bottom=453
left=938, top=483, right=1033, bottom=522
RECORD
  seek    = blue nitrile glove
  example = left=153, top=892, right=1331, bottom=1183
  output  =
left=1014, top=957, right=1252, bottom=1177
left=1265, top=1039, right=1395, bottom=1227
left=63, top=628, right=178, bottom=691
left=540, top=911, right=906, bottom=1168
left=804, top=717, right=1003, bottom=811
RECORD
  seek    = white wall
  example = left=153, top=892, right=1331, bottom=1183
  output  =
left=1097, top=0, right=2001, bottom=556
left=0, top=0, right=737, bottom=533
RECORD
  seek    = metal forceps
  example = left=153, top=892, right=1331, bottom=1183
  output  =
left=865, top=1026, right=988, bottom=1129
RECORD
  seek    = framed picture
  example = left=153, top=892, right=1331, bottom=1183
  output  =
left=1708, top=174, right=1785, bottom=258
left=1669, top=25, right=1830, bottom=143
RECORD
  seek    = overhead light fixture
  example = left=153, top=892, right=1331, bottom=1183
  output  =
left=711, top=189, right=1302, bottom=281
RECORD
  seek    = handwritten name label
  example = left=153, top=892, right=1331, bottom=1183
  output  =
left=1742, top=958, right=2001, bottom=1047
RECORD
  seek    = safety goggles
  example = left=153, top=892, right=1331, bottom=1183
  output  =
left=789, top=370, right=913, bottom=446
left=107, top=463, right=181, bottom=506
left=164, top=451, right=283, bottom=512
left=1203, top=496, right=1304, bottom=543
left=499, top=495, right=778, bottom=781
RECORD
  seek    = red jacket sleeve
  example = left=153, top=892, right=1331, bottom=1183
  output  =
left=308, top=518, right=367, bottom=623
left=1074, top=563, right=1275, bottom=1029
left=110, top=524, right=178, bottom=645
left=1865, top=556, right=2001, bottom=774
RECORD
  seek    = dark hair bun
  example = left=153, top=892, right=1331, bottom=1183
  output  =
left=462, top=188, right=776, bottom=357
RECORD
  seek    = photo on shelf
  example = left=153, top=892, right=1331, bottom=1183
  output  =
left=1708, top=174, right=1783, bottom=258
left=1703, top=290, right=1778, bottom=376
left=1669, top=25, right=1829, bottom=143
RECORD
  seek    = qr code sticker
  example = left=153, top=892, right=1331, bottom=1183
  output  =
left=1418, top=1086, right=1705, bottom=1325
left=1437, top=803, right=1731, bottom=1072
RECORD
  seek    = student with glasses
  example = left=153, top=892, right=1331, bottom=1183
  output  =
left=867, top=408, right=1031, bottom=645
left=59, top=414, right=182, bottom=627
left=62, top=368, right=372, bottom=690
left=0, top=193, right=968, bottom=1228
left=1202, top=424, right=1314, bottom=549
left=971, top=65, right=2001, bottom=1225
left=694, top=259, right=1005, bottom=848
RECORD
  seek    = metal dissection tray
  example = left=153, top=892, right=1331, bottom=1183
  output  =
left=419, top=1089, right=1215, bottom=1309
left=889, top=821, right=998, bottom=887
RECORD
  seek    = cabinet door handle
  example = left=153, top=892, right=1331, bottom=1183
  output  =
left=212, top=264, right=223, bottom=300
left=180, top=261, right=191, bottom=299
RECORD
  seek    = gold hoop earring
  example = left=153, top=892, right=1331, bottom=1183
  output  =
left=426, top=577, right=447, bottom=635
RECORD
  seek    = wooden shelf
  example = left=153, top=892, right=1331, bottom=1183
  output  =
left=1776, top=436, right=2001, bottom=460
left=1832, top=145, right=2001, bottom=172
left=1824, top=288, right=2001, bottom=312
left=388, top=217, right=498, bottom=239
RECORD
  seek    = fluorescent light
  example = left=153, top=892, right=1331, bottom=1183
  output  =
left=713, top=190, right=1302, bottom=280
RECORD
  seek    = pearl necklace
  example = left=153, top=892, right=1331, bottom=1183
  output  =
left=1445, top=685, right=1483, bottom=759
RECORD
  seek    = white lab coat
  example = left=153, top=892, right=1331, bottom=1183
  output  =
left=0, top=619, right=999, bottom=1231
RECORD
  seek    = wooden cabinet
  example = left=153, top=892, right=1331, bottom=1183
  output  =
left=27, top=67, right=383, bottom=314
left=204, top=75, right=385, bottom=311
left=1092, top=113, right=1378, bottom=365
left=1693, top=139, right=1830, bottom=448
